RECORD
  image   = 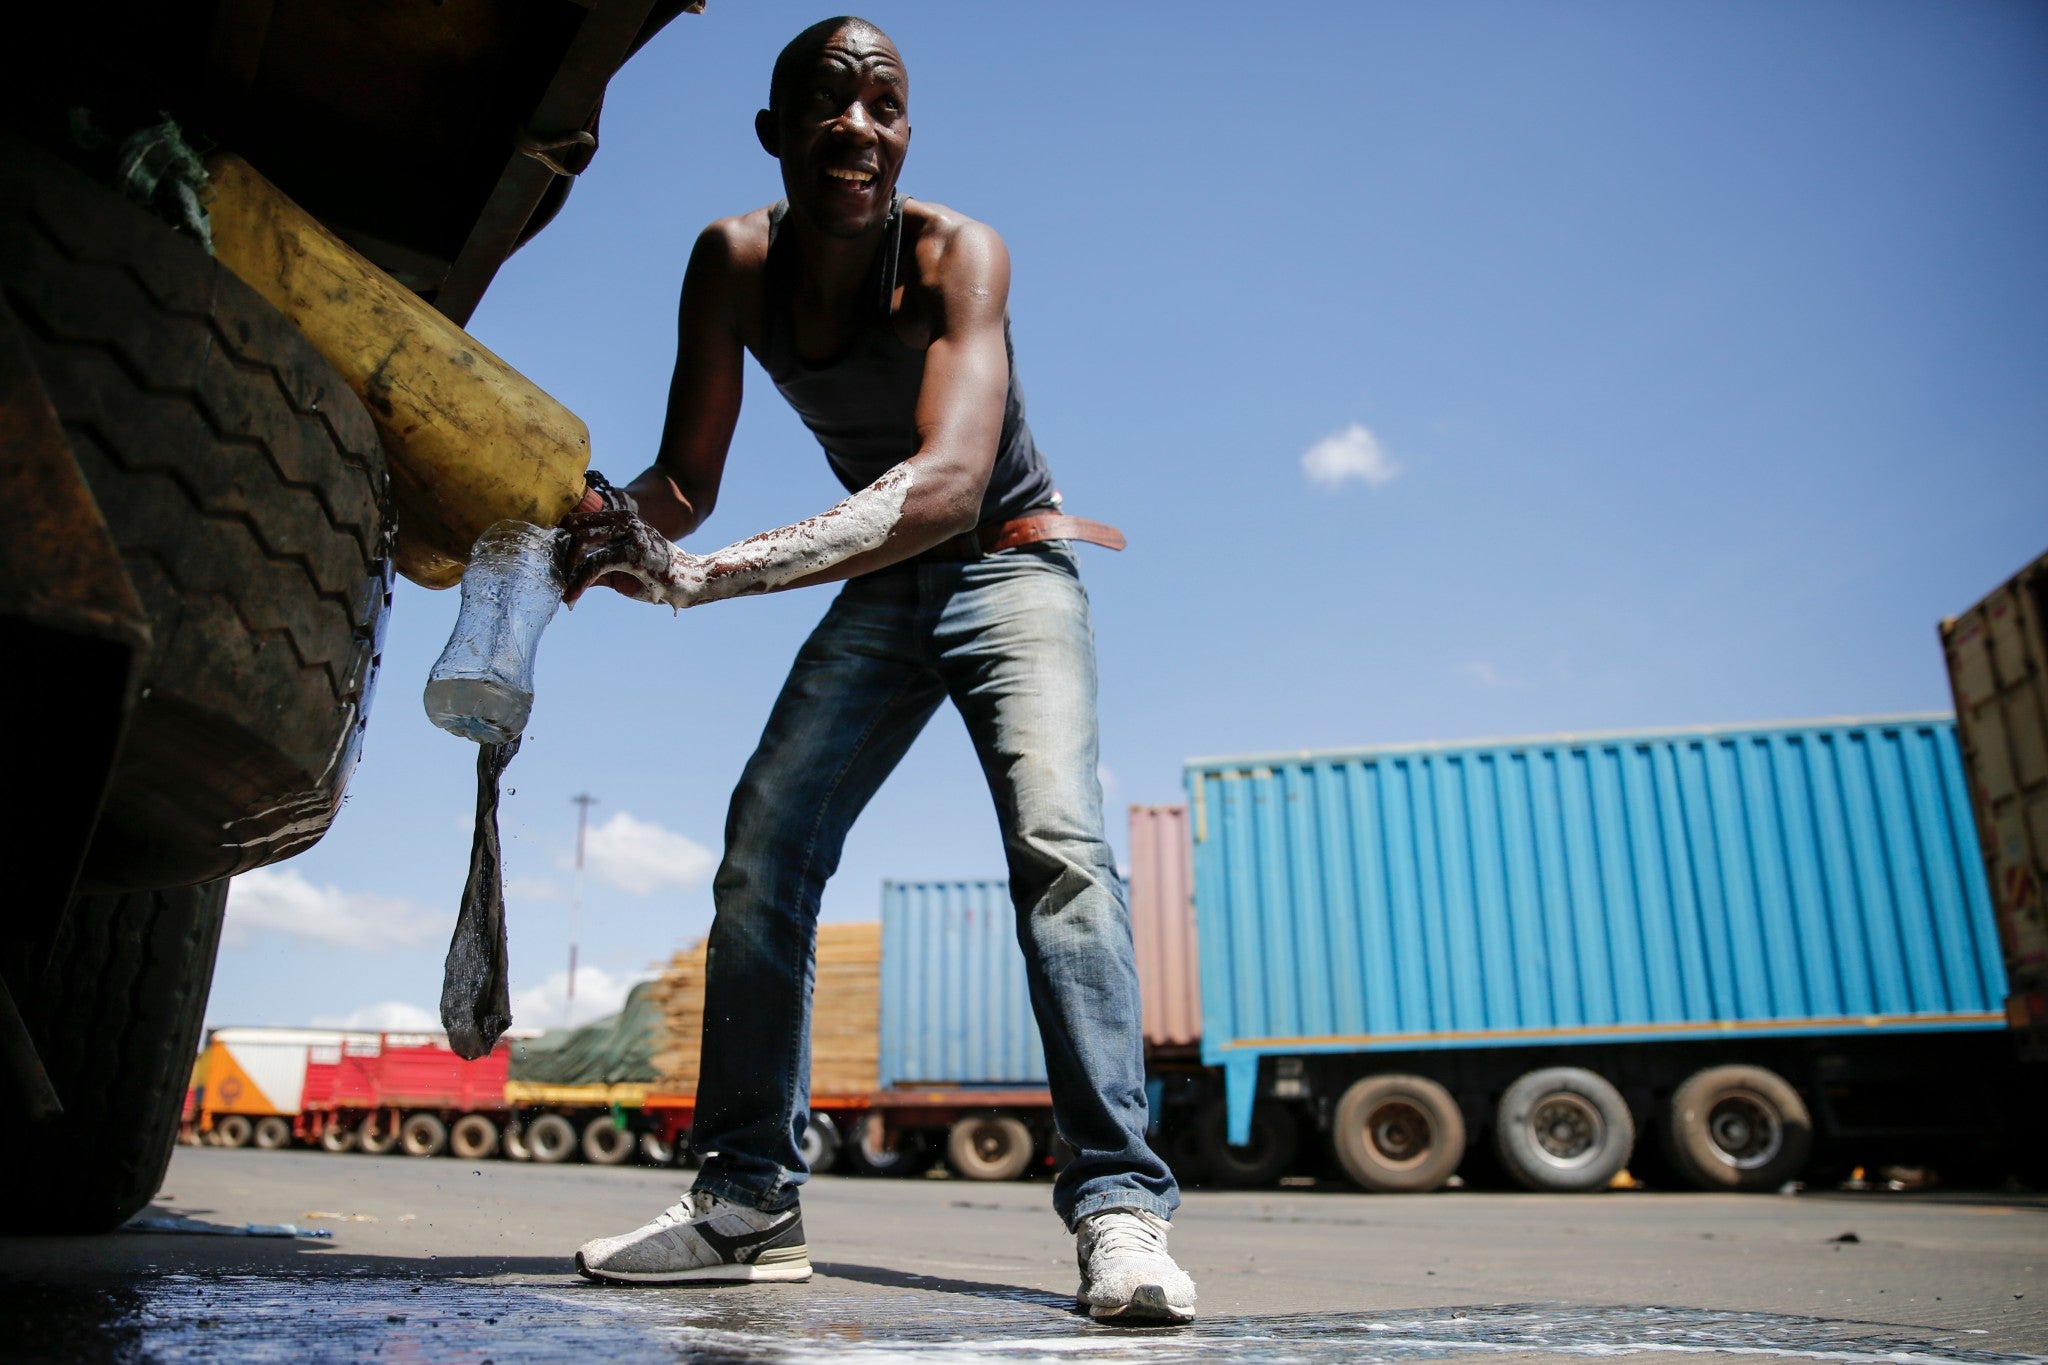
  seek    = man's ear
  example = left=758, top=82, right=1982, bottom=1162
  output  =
left=754, top=109, right=779, bottom=157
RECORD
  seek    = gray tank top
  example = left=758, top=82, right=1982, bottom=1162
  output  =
left=756, top=196, right=1058, bottom=525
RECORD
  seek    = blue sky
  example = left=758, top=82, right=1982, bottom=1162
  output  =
left=206, top=2, right=2048, bottom=1033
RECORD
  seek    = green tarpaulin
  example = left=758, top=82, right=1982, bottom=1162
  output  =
left=508, top=980, right=661, bottom=1085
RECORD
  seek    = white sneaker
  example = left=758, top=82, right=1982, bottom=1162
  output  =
left=575, top=1188, right=811, bottom=1284
left=1075, top=1208, right=1196, bottom=1323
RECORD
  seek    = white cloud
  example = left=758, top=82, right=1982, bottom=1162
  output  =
left=505, top=876, right=566, bottom=902
left=568, top=811, right=715, bottom=897
left=1302, top=423, right=1401, bottom=489
left=310, top=1000, right=440, bottom=1031
left=224, top=867, right=442, bottom=952
left=512, top=964, right=651, bottom=1031
left=1456, top=660, right=1525, bottom=689
left=1097, top=763, right=1118, bottom=794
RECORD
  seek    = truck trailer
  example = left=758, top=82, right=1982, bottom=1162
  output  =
left=1185, top=714, right=2020, bottom=1193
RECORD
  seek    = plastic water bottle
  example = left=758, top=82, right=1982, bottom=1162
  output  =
left=423, top=520, right=563, bottom=744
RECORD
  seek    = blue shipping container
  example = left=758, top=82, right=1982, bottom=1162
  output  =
left=879, top=880, right=1046, bottom=1087
left=1186, top=715, right=2006, bottom=1143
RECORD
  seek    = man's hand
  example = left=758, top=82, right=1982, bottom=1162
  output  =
left=558, top=504, right=706, bottom=608
left=566, top=467, right=701, bottom=601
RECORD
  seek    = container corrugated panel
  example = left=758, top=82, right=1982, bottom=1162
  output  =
left=1187, top=715, right=2005, bottom=1072
left=880, top=881, right=1046, bottom=1086
left=1942, top=550, right=2048, bottom=1045
left=1129, top=805, right=1202, bottom=1049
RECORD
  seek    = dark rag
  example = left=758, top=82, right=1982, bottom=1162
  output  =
left=441, top=736, right=519, bottom=1059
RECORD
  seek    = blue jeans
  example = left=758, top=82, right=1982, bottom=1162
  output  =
left=688, top=541, right=1180, bottom=1229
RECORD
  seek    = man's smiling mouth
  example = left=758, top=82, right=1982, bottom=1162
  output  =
left=825, top=167, right=876, bottom=185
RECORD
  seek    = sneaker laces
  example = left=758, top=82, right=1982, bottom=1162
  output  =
left=1090, top=1210, right=1171, bottom=1261
left=652, top=1188, right=719, bottom=1229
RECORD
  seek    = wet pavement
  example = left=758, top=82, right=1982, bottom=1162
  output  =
left=2, top=1148, right=2043, bottom=1363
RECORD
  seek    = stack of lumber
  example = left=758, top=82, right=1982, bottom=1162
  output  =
left=650, top=922, right=880, bottom=1097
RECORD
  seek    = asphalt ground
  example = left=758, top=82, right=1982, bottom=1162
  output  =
left=0, top=1146, right=2043, bottom=1363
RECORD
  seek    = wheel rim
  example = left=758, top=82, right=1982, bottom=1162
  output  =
left=1704, top=1092, right=1783, bottom=1170
left=969, top=1123, right=1014, bottom=1163
left=1364, top=1098, right=1433, bottom=1170
left=1527, top=1093, right=1604, bottom=1170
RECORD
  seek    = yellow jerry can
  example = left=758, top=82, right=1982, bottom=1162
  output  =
left=202, top=154, right=590, bottom=588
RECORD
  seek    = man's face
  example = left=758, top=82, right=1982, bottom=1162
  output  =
left=761, top=27, right=910, bottom=239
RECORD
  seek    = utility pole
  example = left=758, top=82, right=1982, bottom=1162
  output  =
left=568, top=792, right=596, bottom=1027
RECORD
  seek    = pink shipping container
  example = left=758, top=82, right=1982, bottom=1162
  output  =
left=1129, top=804, right=1202, bottom=1052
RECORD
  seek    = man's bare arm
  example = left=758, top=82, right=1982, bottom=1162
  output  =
left=563, top=216, right=1015, bottom=605
left=608, top=221, right=751, bottom=540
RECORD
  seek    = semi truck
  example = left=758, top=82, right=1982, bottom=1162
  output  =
left=1183, top=714, right=2026, bottom=1193
left=187, top=987, right=673, bottom=1166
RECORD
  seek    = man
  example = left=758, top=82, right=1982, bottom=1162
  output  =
left=562, top=16, right=1195, bottom=1324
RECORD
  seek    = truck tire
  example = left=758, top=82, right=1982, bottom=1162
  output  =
left=318, top=1123, right=357, bottom=1154
left=1493, top=1067, right=1634, bottom=1193
left=946, top=1115, right=1035, bottom=1181
left=252, top=1116, right=294, bottom=1151
left=212, top=1114, right=254, bottom=1149
left=844, top=1114, right=934, bottom=1178
left=449, top=1114, right=500, bottom=1160
left=0, top=882, right=227, bottom=1232
left=1664, top=1064, right=1812, bottom=1192
left=357, top=1114, right=400, bottom=1155
left=526, top=1113, right=578, bottom=1164
left=399, top=1112, right=448, bottom=1158
left=1331, top=1074, right=1467, bottom=1193
left=799, top=1115, right=842, bottom=1175
left=582, top=1115, right=635, bottom=1166
left=639, top=1131, right=676, bottom=1166
left=503, top=1122, right=533, bottom=1161
left=1194, top=1099, right=1299, bottom=1187
left=0, top=137, right=392, bottom=891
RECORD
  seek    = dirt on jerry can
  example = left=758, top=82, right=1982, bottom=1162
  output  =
left=201, top=154, right=590, bottom=588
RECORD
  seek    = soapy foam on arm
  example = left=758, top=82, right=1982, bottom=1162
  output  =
left=594, top=463, right=914, bottom=608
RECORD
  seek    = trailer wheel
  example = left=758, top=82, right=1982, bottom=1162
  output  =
left=800, top=1115, right=842, bottom=1175
left=1494, top=1067, right=1634, bottom=1192
left=844, top=1115, right=933, bottom=1178
left=357, top=1115, right=400, bottom=1156
left=212, top=1114, right=254, bottom=1149
left=526, top=1113, right=578, bottom=1164
left=1331, top=1074, right=1466, bottom=1192
left=503, top=1122, right=532, bottom=1162
left=449, top=1114, right=500, bottom=1160
left=639, top=1132, right=676, bottom=1166
left=400, top=1113, right=448, bottom=1158
left=318, top=1123, right=357, bottom=1154
left=1194, top=1099, right=1299, bottom=1187
left=252, top=1116, right=294, bottom=1151
left=582, top=1115, right=635, bottom=1166
left=947, top=1115, right=1035, bottom=1181
left=1664, top=1064, right=1811, bottom=1191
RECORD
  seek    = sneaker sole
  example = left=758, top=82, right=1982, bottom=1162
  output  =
left=1085, top=1283, right=1194, bottom=1325
left=575, top=1250, right=814, bottom=1285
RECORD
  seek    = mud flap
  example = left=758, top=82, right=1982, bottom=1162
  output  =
left=1224, top=1054, right=1261, bottom=1147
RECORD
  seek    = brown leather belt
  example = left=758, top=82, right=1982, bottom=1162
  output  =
left=917, top=511, right=1127, bottom=562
